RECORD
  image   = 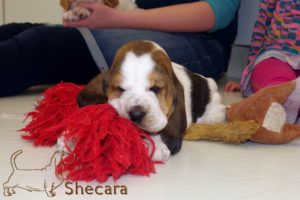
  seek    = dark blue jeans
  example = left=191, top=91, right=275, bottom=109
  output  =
left=88, top=28, right=227, bottom=77
left=0, top=23, right=230, bottom=97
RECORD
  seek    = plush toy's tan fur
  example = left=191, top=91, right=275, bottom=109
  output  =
left=185, top=79, right=300, bottom=144
left=184, top=120, right=259, bottom=144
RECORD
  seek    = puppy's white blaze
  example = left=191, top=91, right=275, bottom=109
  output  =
left=171, top=62, right=192, bottom=128
left=196, top=77, right=226, bottom=124
left=121, top=52, right=154, bottom=91
left=110, top=51, right=168, bottom=133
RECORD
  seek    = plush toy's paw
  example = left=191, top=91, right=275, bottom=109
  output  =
left=263, top=102, right=286, bottom=133
left=149, top=135, right=171, bottom=161
left=62, top=7, right=91, bottom=21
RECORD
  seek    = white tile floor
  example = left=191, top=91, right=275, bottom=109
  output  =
left=1, top=81, right=300, bottom=200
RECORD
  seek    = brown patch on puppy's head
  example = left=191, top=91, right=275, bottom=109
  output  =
left=151, top=50, right=186, bottom=155
left=106, top=72, right=124, bottom=101
left=149, top=49, right=177, bottom=117
left=111, top=40, right=155, bottom=71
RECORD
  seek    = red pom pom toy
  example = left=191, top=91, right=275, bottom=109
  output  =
left=21, top=83, right=157, bottom=183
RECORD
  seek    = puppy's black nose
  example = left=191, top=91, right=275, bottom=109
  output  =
left=129, top=106, right=146, bottom=123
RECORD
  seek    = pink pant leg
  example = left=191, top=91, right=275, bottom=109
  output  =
left=251, top=57, right=297, bottom=93
left=251, top=57, right=300, bottom=124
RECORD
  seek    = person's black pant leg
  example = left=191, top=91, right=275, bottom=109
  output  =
left=0, top=23, right=43, bottom=42
left=0, top=25, right=99, bottom=97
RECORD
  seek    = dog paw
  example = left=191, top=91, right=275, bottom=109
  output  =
left=152, top=140, right=171, bottom=161
left=63, top=10, right=80, bottom=21
left=152, top=135, right=171, bottom=161
left=73, top=6, right=91, bottom=19
left=144, top=135, right=171, bottom=161
left=63, top=7, right=91, bottom=21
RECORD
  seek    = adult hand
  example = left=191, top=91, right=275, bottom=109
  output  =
left=63, top=2, right=120, bottom=29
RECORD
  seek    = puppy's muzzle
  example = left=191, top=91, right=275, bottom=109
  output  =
left=129, top=106, right=146, bottom=123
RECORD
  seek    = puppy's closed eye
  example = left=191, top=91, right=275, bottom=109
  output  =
left=116, top=86, right=125, bottom=93
left=150, top=85, right=161, bottom=94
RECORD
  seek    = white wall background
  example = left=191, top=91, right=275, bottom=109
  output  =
left=235, top=0, right=260, bottom=45
left=3, top=0, right=62, bottom=24
left=227, top=0, right=259, bottom=79
left=0, top=0, right=3, bottom=24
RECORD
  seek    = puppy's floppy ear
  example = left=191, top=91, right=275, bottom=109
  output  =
left=103, top=0, right=119, bottom=7
left=77, top=70, right=111, bottom=107
left=60, top=0, right=72, bottom=10
left=160, top=76, right=187, bottom=155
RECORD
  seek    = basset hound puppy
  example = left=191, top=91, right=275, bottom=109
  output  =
left=77, top=40, right=226, bottom=161
left=61, top=0, right=138, bottom=21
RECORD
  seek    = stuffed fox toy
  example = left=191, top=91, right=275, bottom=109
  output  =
left=185, top=77, right=300, bottom=144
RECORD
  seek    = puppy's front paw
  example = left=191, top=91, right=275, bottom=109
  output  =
left=152, top=141, right=171, bottom=162
left=63, top=10, right=80, bottom=21
left=62, top=7, right=91, bottom=21
left=152, top=146, right=171, bottom=162
left=73, top=6, right=91, bottom=19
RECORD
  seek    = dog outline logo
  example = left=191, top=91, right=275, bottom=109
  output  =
left=3, top=150, right=65, bottom=197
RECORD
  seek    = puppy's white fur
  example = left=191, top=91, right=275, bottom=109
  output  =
left=171, top=62, right=226, bottom=126
left=196, top=77, right=226, bottom=124
left=147, top=135, right=171, bottom=161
